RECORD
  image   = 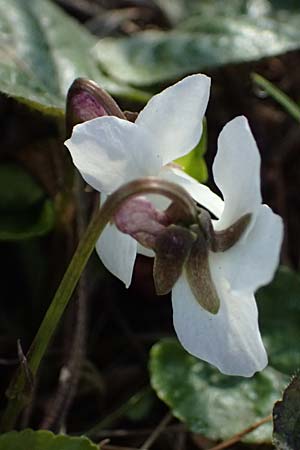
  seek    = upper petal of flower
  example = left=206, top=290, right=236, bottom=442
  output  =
left=160, top=166, right=224, bottom=218
left=96, top=222, right=137, bottom=287
left=172, top=274, right=267, bottom=377
left=136, top=74, right=211, bottom=165
left=211, top=204, right=283, bottom=293
left=65, top=116, right=162, bottom=194
left=213, top=116, right=262, bottom=230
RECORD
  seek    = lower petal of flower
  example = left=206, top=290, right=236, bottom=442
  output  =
left=172, top=274, right=267, bottom=377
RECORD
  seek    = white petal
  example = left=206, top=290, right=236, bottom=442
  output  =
left=160, top=166, right=224, bottom=218
left=65, top=116, right=162, bottom=194
left=172, top=274, right=267, bottom=377
left=136, top=75, right=211, bottom=165
left=211, top=205, right=283, bottom=293
left=96, top=223, right=137, bottom=287
left=213, top=116, right=262, bottom=230
left=137, top=243, right=154, bottom=257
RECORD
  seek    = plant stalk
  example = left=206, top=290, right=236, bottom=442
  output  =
left=0, top=177, right=197, bottom=431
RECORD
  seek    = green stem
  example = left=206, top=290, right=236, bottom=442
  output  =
left=252, top=73, right=300, bottom=122
left=86, top=386, right=151, bottom=438
left=0, top=177, right=197, bottom=431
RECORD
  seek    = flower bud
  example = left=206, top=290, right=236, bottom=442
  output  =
left=114, top=196, right=169, bottom=249
left=65, top=78, right=125, bottom=136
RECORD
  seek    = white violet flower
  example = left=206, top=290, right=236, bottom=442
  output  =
left=65, top=75, right=283, bottom=377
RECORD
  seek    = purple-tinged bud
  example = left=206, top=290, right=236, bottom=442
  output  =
left=66, top=78, right=125, bottom=136
left=114, top=196, right=170, bottom=249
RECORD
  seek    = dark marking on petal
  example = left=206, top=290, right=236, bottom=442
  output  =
left=186, top=233, right=220, bottom=314
left=153, top=225, right=196, bottom=296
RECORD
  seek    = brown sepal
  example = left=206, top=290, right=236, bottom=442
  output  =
left=124, top=111, right=139, bottom=122
left=212, top=213, right=252, bottom=252
left=153, top=225, right=196, bottom=296
left=186, top=233, right=220, bottom=314
left=198, top=209, right=252, bottom=253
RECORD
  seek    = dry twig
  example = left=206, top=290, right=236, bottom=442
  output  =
left=208, top=414, right=272, bottom=450
left=140, top=412, right=173, bottom=450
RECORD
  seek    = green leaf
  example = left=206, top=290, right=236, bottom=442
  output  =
left=149, top=267, right=300, bottom=443
left=125, top=388, right=156, bottom=422
left=0, top=0, right=149, bottom=116
left=257, top=267, right=300, bottom=375
left=150, top=339, right=288, bottom=444
left=175, top=119, right=208, bottom=182
left=156, top=0, right=300, bottom=25
left=273, top=374, right=300, bottom=450
left=94, top=3, right=300, bottom=86
left=0, top=429, right=98, bottom=450
left=252, top=73, right=300, bottom=122
left=0, top=164, right=55, bottom=240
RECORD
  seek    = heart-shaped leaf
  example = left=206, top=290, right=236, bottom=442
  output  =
left=150, top=339, right=288, bottom=444
left=273, top=374, right=300, bottom=450
left=0, top=0, right=149, bottom=116
left=94, top=1, right=300, bottom=86
left=0, top=429, right=98, bottom=450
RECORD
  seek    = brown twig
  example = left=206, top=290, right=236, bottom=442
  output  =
left=40, top=272, right=87, bottom=431
left=40, top=174, right=88, bottom=430
left=103, top=445, right=139, bottom=450
left=208, top=414, right=272, bottom=450
left=89, top=424, right=185, bottom=439
left=140, top=412, right=173, bottom=450
left=20, top=375, right=39, bottom=428
left=174, top=430, right=186, bottom=450
left=0, top=359, right=18, bottom=366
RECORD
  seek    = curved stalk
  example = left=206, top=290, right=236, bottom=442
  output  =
left=0, top=177, right=197, bottom=431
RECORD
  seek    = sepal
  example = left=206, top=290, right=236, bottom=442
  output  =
left=153, top=225, right=196, bottom=295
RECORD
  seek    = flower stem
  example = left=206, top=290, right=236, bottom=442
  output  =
left=0, top=177, right=197, bottom=431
